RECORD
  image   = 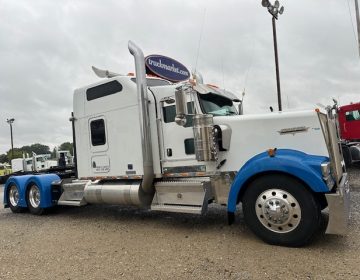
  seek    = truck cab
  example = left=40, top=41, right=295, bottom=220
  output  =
left=337, top=102, right=360, bottom=166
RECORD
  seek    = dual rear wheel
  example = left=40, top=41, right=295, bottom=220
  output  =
left=6, top=184, right=44, bottom=215
left=7, top=184, right=25, bottom=213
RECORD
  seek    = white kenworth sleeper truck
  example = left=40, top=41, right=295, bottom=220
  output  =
left=4, top=41, right=350, bottom=246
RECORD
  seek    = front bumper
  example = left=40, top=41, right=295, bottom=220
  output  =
left=325, top=172, right=350, bottom=234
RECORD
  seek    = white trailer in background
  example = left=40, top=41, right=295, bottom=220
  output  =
left=3, top=41, right=350, bottom=247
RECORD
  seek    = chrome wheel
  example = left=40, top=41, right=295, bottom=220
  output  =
left=255, top=188, right=301, bottom=233
left=9, top=185, right=19, bottom=207
left=28, top=185, right=41, bottom=208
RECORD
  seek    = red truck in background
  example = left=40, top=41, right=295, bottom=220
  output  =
left=337, top=102, right=360, bottom=167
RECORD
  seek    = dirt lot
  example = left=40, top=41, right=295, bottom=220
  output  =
left=0, top=168, right=360, bottom=280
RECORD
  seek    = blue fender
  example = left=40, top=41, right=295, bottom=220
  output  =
left=24, top=174, right=61, bottom=208
left=4, top=175, right=34, bottom=208
left=227, top=149, right=329, bottom=213
left=4, top=174, right=60, bottom=208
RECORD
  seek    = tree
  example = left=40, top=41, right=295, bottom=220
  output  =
left=0, top=154, right=8, bottom=163
left=59, top=142, right=73, bottom=155
left=28, top=143, right=50, bottom=155
left=6, top=148, right=24, bottom=161
left=5, top=143, right=51, bottom=161
left=20, top=145, right=31, bottom=156
left=51, top=148, right=57, bottom=159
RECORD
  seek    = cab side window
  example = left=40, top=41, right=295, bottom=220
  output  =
left=90, top=119, right=106, bottom=146
left=345, top=110, right=360, bottom=122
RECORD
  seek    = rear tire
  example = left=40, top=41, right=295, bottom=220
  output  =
left=242, top=174, right=321, bottom=247
left=26, top=184, right=45, bottom=215
left=342, top=145, right=352, bottom=168
left=6, top=184, right=25, bottom=213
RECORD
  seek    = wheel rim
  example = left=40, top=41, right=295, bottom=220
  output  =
left=29, top=185, right=41, bottom=208
left=255, top=189, right=301, bottom=233
left=9, top=185, right=19, bottom=206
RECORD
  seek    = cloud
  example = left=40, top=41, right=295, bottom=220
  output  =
left=0, top=0, right=359, bottom=154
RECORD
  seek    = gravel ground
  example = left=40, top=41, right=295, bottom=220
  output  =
left=0, top=168, right=360, bottom=280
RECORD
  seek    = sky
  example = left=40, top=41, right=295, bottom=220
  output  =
left=0, top=0, right=359, bottom=155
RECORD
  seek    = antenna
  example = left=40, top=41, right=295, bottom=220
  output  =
left=286, top=94, right=289, bottom=109
left=194, top=8, right=207, bottom=73
left=221, top=58, right=225, bottom=91
left=242, top=38, right=255, bottom=98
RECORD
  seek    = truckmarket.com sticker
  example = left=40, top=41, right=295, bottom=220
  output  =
left=278, top=126, right=310, bottom=135
left=145, top=55, right=190, bottom=82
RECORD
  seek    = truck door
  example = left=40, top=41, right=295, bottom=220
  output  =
left=160, top=98, right=198, bottom=170
left=88, top=116, right=110, bottom=174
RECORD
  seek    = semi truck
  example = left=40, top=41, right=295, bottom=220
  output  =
left=11, top=154, right=57, bottom=173
left=337, top=101, right=360, bottom=167
left=3, top=41, right=350, bottom=246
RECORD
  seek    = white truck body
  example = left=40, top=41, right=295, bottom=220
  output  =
left=74, top=78, right=329, bottom=179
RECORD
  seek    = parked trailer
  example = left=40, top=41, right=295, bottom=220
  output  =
left=3, top=41, right=350, bottom=246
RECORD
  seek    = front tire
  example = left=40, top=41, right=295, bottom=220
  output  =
left=26, top=184, right=45, bottom=215
left=242, top=174, right=321, bottom=247
left=6, top=184, right=25, bottom=213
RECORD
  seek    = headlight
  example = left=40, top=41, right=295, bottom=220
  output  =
left=321, top=162, right=335, bottom=190
left=321, top=162, right=331, bottom=176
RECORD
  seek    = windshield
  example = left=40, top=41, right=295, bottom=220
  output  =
left=198, top=93, right=237, bottom=116
left=36, top=157, right=45, bottom=162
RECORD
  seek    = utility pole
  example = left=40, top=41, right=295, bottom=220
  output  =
left=6, top=118, right=15, bottom=160
left=355, top=0, right=360, bottom=57
left=272, top=16, right=282, bottom=111
left=261, top=0, right=285, bottom=111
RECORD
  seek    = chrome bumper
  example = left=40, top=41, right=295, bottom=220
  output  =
left=325, top=173, right=350, bottom=234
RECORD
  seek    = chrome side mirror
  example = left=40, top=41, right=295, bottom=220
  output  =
left=238, top=101, right=244, bottom=115
left=175, top=86, right=188, bottom=126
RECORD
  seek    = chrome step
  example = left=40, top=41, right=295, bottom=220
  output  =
left=57, top=200, right=86, bottom=207
left=151, top=204, right=203, bottom=214
left=151, top=180, right=212, bottom=214
left=57, top=180, right=89, bottom=207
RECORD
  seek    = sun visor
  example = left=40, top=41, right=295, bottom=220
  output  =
left=193, top=84, right=214, bottom=94
left=193, top=84, right=240, bottom=101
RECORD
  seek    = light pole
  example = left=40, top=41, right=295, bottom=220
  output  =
left=6, top=118, right=15, bottom=160
left=261, top=0, right=284, bottom=111
left=355, top=0, right=360, bottom=57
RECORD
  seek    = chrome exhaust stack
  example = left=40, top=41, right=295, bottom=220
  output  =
left=128, top=40, right=154, bottom=194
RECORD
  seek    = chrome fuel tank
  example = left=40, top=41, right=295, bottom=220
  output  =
left=84, top=180, right=153, bottom=207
